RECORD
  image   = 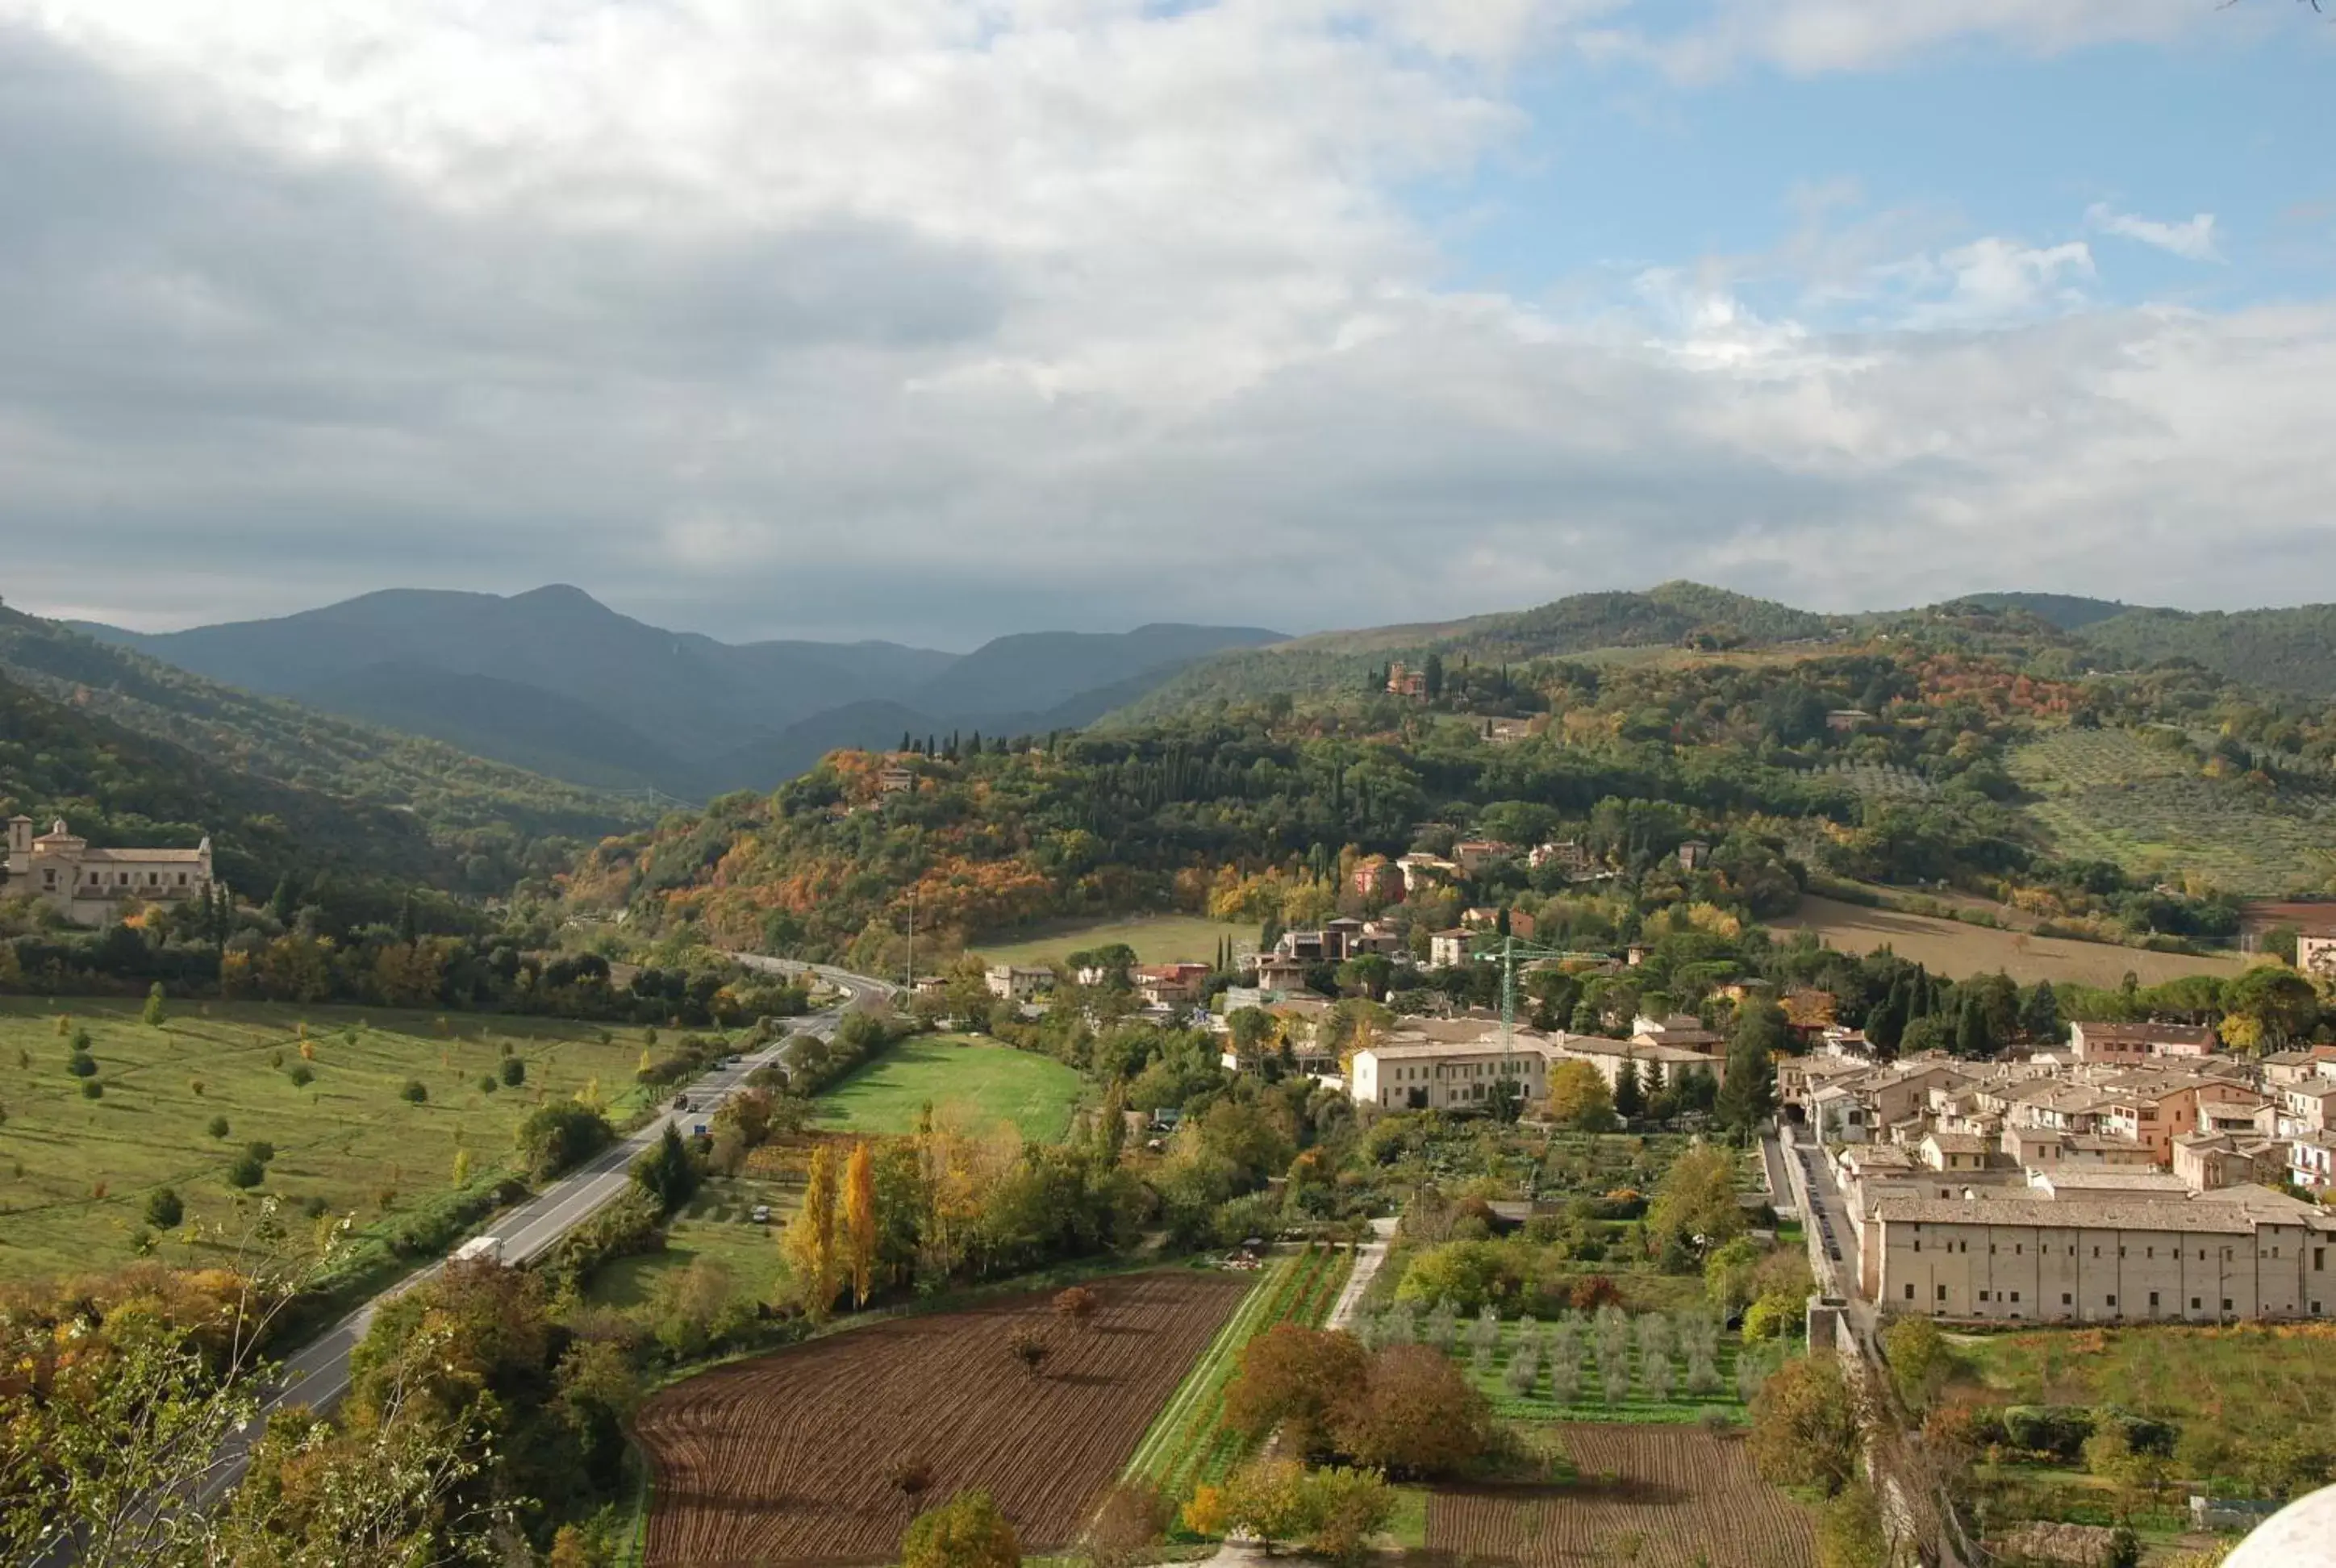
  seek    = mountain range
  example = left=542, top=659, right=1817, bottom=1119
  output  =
left=74, top=587, right=1285, bottom=799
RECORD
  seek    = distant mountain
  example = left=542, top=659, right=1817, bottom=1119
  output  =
left=2071, top=603, right=2336, bottom=699
left=1107, top=582, right=1834, bottom=722
left=87, top=587, right=1286, bottom=797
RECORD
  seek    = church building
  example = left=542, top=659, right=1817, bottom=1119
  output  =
left=5, top=815, right=215, bottom=927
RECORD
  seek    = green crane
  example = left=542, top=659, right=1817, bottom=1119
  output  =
left=1466, top=934, right=1617, bottom=1053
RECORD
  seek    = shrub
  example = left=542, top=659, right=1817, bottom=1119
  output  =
left=477, top=1074, right=498, bottom=1094
left=1333, top=1345, right=1494, bottom=1478
left=206, top=1115, right=231, bottom=1139
left=69, top=1026, right=90, bottom=1053
left=899, top=1489, right=1019, bottom=1568
left=516, top=1103, right=614, bottom=1182
left=398, top=1079, right=428, bottom=1104
left=81, top=1079, right=104, bottom=1100
left=1053, top=1285, right=1100, bottom=1328
left=225, top=1153, right=266, bottom=1189
left=145, top=1187, right=184, bottom=1228
left=245, top=1141, right=276, bottom=1165
left=287, top=1065, right=315, bottom=1088
left=499, top=1057, right=526, bottom=1087
left=67, top=1052, right=98, bottom=1078
left=2003, top=1405, right=2098, bottom=1462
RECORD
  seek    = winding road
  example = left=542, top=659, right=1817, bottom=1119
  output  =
left=192, top=960, right=897, bottom=1503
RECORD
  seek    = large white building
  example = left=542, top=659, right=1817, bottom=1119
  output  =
left=1347, top=1023, right=1725, bottom=1114
left=5, top=816, right=214, bottom=927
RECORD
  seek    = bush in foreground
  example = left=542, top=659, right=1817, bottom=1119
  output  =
left=899, top=1489, right=1019, bottom=1568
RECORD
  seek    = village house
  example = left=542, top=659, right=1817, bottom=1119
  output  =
left=6, top=816, right=215, bottom=928
left=1133, top=962, right=1211, bottom=1009
left=2296, top=934, right=2336, bottom=980
left=982, top=964, right=1054, bottom=1002
left=2100, top=1074, right=2268, bottom=1164
left=1528, top=840, right=1591, bottom=875
left=1452, top=840, right=1516, bottom=873
left=1384, top=661, right=1427, bottom=699
left=1394, top=852, right=1458, bottom=892
left=2067, top=1020, right=2220, bottom=1065
left=876, top=765, right=915, bottom=794
left=1350, top=857, right=1403, bottom=902
left=2174, top=1131, right=2292, bottom=1193
left=1348, top=1026, right=1547, bottom=1113
left=1826, top=708, right=1875, bottom=733
left=2292, top=1137, right=2336, bottom=1192
left=1428, top=928, right=1473, bottom=968
left=1252, top=953, right=1312, bottom=994
left=2275, top=1079, right=2336, bottom=1140
left=1675, top=839, right=1712, bottom=872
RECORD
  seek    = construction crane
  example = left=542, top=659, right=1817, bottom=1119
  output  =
left=1466, top=934, right=1624, bottom=1053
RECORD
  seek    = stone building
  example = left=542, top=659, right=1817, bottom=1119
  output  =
left=5, top=816, right=214, bottom=928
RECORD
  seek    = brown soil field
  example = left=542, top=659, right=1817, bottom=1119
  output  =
left=636, top=1269, right=1252, bottom=1567
left=1428, top=1424, right=1817, bottom=1568
left=1773, top=895, right=2244, bottom=988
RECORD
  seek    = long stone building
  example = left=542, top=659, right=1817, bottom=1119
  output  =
left=1865, top=1190, right=2336, bottom=1324
left=5, top=816, right=215, bottom=927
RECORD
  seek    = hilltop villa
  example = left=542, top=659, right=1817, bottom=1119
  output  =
left=5, top=815, right=215, bottom=927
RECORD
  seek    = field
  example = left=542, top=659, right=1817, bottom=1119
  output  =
left=1427, top=1425, right=1817, bottom=1568
left=1420, top=1314, right=1764, bottom=1426
left=2011, top=729, right=2336, bottom=895
left=1952, top=1321, right=2336, bottom=1462
left=0, top=998, right=650, bottom=1283
left=1124, top=1247, right=1353, bottom=1501
left=811, top=1035, right=1083, bottom=1142
left=970, top=915, right=1254, bottom=969
left=635, top=1268, right=1253, bottom=1566
left=1773, top=895, right=2242, bottom=988
left=585, top=1172, right=798, bottom=1312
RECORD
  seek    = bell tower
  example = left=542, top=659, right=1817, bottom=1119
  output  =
left=5, top=815, right=31, bottom=875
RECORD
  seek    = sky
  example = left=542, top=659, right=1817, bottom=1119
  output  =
left=2, top=0, right=2331, bottom=650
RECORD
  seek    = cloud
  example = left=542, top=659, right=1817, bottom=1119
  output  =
left=2088, top=203, right=2222, bottom=262
left=0, top=6, right=2332, bottom=648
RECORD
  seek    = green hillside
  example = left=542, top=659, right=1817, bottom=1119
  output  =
left=1105, top=582, right=1835, bottom=723
left=0, top=607, right=647, bottom=891
left=2074, top=603, right=2336, bottom=699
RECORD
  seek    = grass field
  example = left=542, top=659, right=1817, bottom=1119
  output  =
left=0, top=998, right=656, bottom=1284
left=811, top=1034, right=1084, bottom=1141
left=2011, top=729, right=2336, bottom=896
left=586, top=1172, right=796, bottom=1312
left=1774, top=895, right=2243, bottom=988
left=970, top=915, right=1254, bottom=968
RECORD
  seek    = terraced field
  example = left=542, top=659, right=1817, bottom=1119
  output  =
left=2010, top=729, right=2336, bottom=895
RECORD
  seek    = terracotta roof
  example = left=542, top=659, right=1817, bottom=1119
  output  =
left=1871, top=1198, right=2259, bottom=1233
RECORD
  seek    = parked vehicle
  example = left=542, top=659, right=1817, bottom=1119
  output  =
left=453, top=1235, right=504, bottom=1266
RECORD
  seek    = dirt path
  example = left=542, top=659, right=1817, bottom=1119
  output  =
left=1324, top=1216, right=1398, bottom=1329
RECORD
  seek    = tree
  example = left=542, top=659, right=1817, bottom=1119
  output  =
left=1333, top=1345, right=1494, bottom=1478
left=1816, top=1479, right=1888, bottom=1568
left=226, top=1152, right=266, bottom=1188
left=1613, top=1059, right=1646, bottom=1120
left=500, top=1056, right=526, bottom=1087
left=1749, top=1353, right=1863, bottom=1497
left=1223, top=1324, right=1370, bottom=1456
left=844, top=1141, right=878, bottom=1307
left=1081, top=1482, right=1166, bottom=1568
left=1051, top=1284, right=1099, bottom=1329
left=1542, top=1059, right=1616, bottom=1131
left=1422, top=653, right=1445, bottom=699
left=786, top=1142, right=841, bottom=1319
left=1882, top=1315, right=1948, bottom=1412
left=1717, top=999, right=1784, bottom=1134
left=899, top=1489, right=1020, bottom=1568
left=144, top=1187, right=184, bottom=1228
left=1647, top=1144, right=1749, bottom=1260
left=398, top=1079, right=428, bottom=1104
left=2020, top=979, right=2063, bottom=1043
left=632, top=1123, right=699, bottom=1213
left=1007, top=1325, right=1050, bottom=1378
left=142, top=982, right=167, bottom=1028
left=515, top=1103, right=612, bottom=1181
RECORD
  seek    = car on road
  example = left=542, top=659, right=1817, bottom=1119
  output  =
left=751, top=1204, right=771, bottom=1224
left=673, top=1095, right=692, bottom=1111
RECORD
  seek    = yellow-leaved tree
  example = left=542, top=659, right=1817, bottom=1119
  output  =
left=843, top=1141, right=878, bottom=1307
left=786, top=1143, right=841, bottom=1320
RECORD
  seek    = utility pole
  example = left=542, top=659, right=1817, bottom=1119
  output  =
left=905, top=887, right=915, bottom=994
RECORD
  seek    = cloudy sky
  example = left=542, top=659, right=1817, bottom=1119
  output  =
left=3, top=1, right=2330, bottom=648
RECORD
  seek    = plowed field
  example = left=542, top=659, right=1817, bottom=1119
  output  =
left=636, top=1269, right=1253, bottom=1566
left=1428, top=1424, right=1817, bottom=1568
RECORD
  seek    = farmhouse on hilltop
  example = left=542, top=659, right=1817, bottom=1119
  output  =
left=5, top=815, right=215, bottom=927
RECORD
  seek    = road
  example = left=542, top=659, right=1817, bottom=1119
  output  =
left=191, top=961, right=897, bottom=1505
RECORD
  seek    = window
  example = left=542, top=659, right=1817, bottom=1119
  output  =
left=2062, top=1293, right=2073, bottom=1306
left=2317, top=1248, right=2326, bottom=1271
left=2222, top=1299, right=2233, bottom=1312
left=2192, top=1297, right=2202, bottom=1311
left=1937, top=1285, right=1947, bottom=1302
left=1913, top=1240, right=1921, bottom=1253
left=1977, top=1290, right=1989, bottom=1302
left=2106, top=1295, right=2117, bottom=1307
left=1905, top=1283, right=1916, bottom=1300
left=2011, top=1291, right=2021, bottom=1303
left=2150, top=1291, right=2160, bottom=1308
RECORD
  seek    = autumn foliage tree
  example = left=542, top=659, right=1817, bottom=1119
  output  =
left=1749, top=1352, right=1864, bottom=1497
left=1333, top=1344, right=1495, bottom=1478
left=843, top=1141, right=878, bottom=1307
left=786, top=1143, right=841, bottom=1320
left=899, top=1488, right=1020, bottom=1568
left=1052, top=1284, right=1099, bottom=1329
left=1223, top=1324, right=1370, bottom=1457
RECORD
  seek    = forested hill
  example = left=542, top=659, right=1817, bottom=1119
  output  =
left=1102, top=582, right=1836, bottom=723
left=0, top=606, right=647, bottom=894
left=2071, top=603, right=2336, bottom=699
left=0, top=665, right=447, bottom=895
left=561, top=643, right=2105, bottom=971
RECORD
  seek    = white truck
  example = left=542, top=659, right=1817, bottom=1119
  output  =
left=452, top=1235, right=505, bottom=1266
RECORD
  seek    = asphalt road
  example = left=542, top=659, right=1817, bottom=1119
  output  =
left=191, top=961, right=896, bottom=1504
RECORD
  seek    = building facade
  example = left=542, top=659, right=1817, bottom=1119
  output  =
left=6, top=816, right=214, bottom=927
